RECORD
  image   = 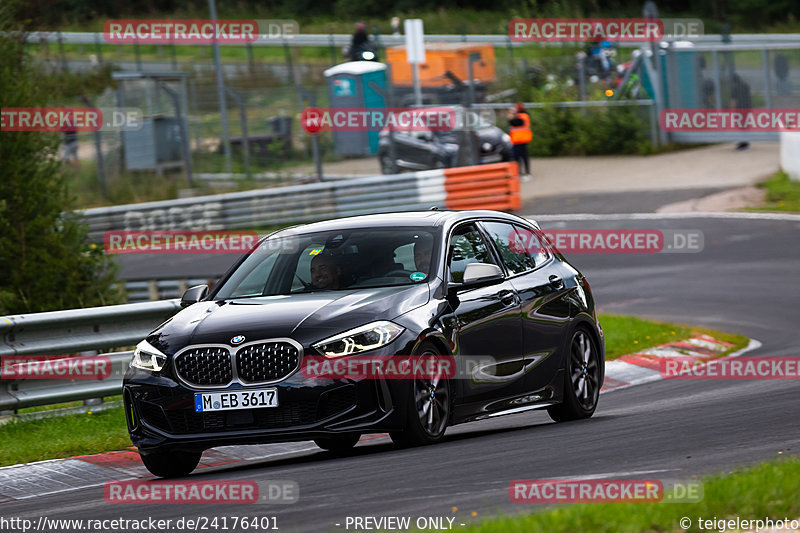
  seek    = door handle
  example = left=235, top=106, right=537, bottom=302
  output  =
left=498, top=289, right=517, bottom=306
left=549, top=275, right=564, bottom=289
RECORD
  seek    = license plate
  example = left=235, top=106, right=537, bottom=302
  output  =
left=481, top=154, right=502, bottom=163
left=194, top=388, right=278, bottom=412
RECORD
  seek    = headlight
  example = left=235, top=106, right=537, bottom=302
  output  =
left=313, top=321, right=405, bottom=358
left=501, top=133, right=511, bottom=145
left=131, top=340, right=167, bottom=372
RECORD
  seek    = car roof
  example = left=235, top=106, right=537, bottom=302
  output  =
left=270, top=210, right=538, bottom=236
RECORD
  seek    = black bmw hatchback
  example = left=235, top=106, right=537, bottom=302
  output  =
left=124, top=210, right=604, bottom=477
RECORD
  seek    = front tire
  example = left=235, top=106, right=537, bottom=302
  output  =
left=314, top=434, right=361, bottom=454
left=548, top=328, right=601, bottom=422
left=140, top=450, right=202, bottom=478
left=390, top=343, right=451, bottom=447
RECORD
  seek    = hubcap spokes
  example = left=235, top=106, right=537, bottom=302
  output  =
left=415, top=365, right=448, bottom=436
left=571, top=332, right=598, bottom=410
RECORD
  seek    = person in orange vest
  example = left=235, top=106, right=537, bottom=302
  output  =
left=507, top=103, right=532, bottom=180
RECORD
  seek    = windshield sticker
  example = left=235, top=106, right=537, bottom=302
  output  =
left=309, top=247, right=323, bottom=256
left=410, top=272, right=427, bottom=282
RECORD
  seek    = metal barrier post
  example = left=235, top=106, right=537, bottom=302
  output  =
left=711, top=50, right=723, bottom=109
left=225, top=87, right=251, bottom=180
left=649, top=102, right=659, bottom=148
left=761, top=49, right=772, bottom=108
left=148, top=280, right=159, bottom=301
left=159, top=82, right=194, bottom=187
left=57, top=32, right=68, bottom=72
left=209, top=0, right=233, bottom=173
left=94, top=33, right=104, bottom=65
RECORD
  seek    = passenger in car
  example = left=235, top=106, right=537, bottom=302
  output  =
left=413, top=234, right=434, bottom=272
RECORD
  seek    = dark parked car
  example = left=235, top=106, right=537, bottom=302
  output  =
left=124, top=211, right=604, bottom=477
left=378, top=111, right=513, bottom=174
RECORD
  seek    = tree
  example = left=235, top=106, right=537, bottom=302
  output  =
left=0, top=2, right=120, bottom=315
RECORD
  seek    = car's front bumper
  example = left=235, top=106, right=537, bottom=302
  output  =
left=123, top=340, right=421, bottom=454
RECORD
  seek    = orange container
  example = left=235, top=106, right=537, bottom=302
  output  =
left=386, top=42, right=495, bottom=87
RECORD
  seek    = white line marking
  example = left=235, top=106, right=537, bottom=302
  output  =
left=543, top=468, right=678, bottom=481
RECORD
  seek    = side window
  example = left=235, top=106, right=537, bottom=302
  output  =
left=481, top=222, right=536, bottom=275
left=447, top=224, right=497, bottom=283
left=527, top=227, right=551, bottom=267
left=228, top=253, right=279, bottom=297
left=409, top=129, right=433, bottom=142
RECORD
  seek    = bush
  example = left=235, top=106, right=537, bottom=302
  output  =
left=0, top=2, right=121, bottom=315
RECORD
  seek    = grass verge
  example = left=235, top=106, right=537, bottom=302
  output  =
left=0, top=315, right=749, bottom=467
left=750, top=170, right=800, bottom=212
left=0, top=407, right=131, bottom=467
left=598, top=314, right=749, bottom=360
left=453, top=456, right=800, bottom=533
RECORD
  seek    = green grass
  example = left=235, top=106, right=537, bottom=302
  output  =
left=598, top=314, right=749, bottom=360
left=750, top=170, right=800, bottom=212
left=0, top=408, right=132, bottom=466
left=453, top=456, right=800, bottom=533
left=0, top=316, right=748, bottom=466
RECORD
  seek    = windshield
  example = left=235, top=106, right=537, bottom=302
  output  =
left=214, top=227, right=438, bottom=299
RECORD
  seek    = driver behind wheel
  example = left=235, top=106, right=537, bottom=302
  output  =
left=310, top=252, right=342, bottom=289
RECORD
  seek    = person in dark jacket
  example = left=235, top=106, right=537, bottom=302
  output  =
left=349, top=22, right=369, bottom=61
left=507, top=103, right=532, bottom=180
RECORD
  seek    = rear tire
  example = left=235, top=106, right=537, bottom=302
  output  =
left=548, top=328, right=601, bottom=422
left=313, top=434, right=361, bottom=454
left=390, top=342, right=451, bottom=448
left=140, top=450, right=202, bottom=478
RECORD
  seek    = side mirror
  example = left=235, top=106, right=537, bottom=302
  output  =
left=448, top=263, right=504, bottom=297
left=181, top=285, right=209, bottom=307
left=462, top=262, right=504, bottom=285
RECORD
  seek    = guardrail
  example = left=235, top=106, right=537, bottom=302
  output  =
left=0, top=300, right=182, bottom=414
left=125, top=278, right=213, bottom=302
left=80, top=162, right=521, bottom=241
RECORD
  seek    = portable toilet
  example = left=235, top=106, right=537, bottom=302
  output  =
left=324, top=61, right=387, bottom=156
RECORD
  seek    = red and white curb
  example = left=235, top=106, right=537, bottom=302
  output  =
left=0, top=334, right=759, bottom=502
left=601, top=334, right=762, bottom=394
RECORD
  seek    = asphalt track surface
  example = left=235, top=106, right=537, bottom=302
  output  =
left=4, top=213, right=800, bottom=533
